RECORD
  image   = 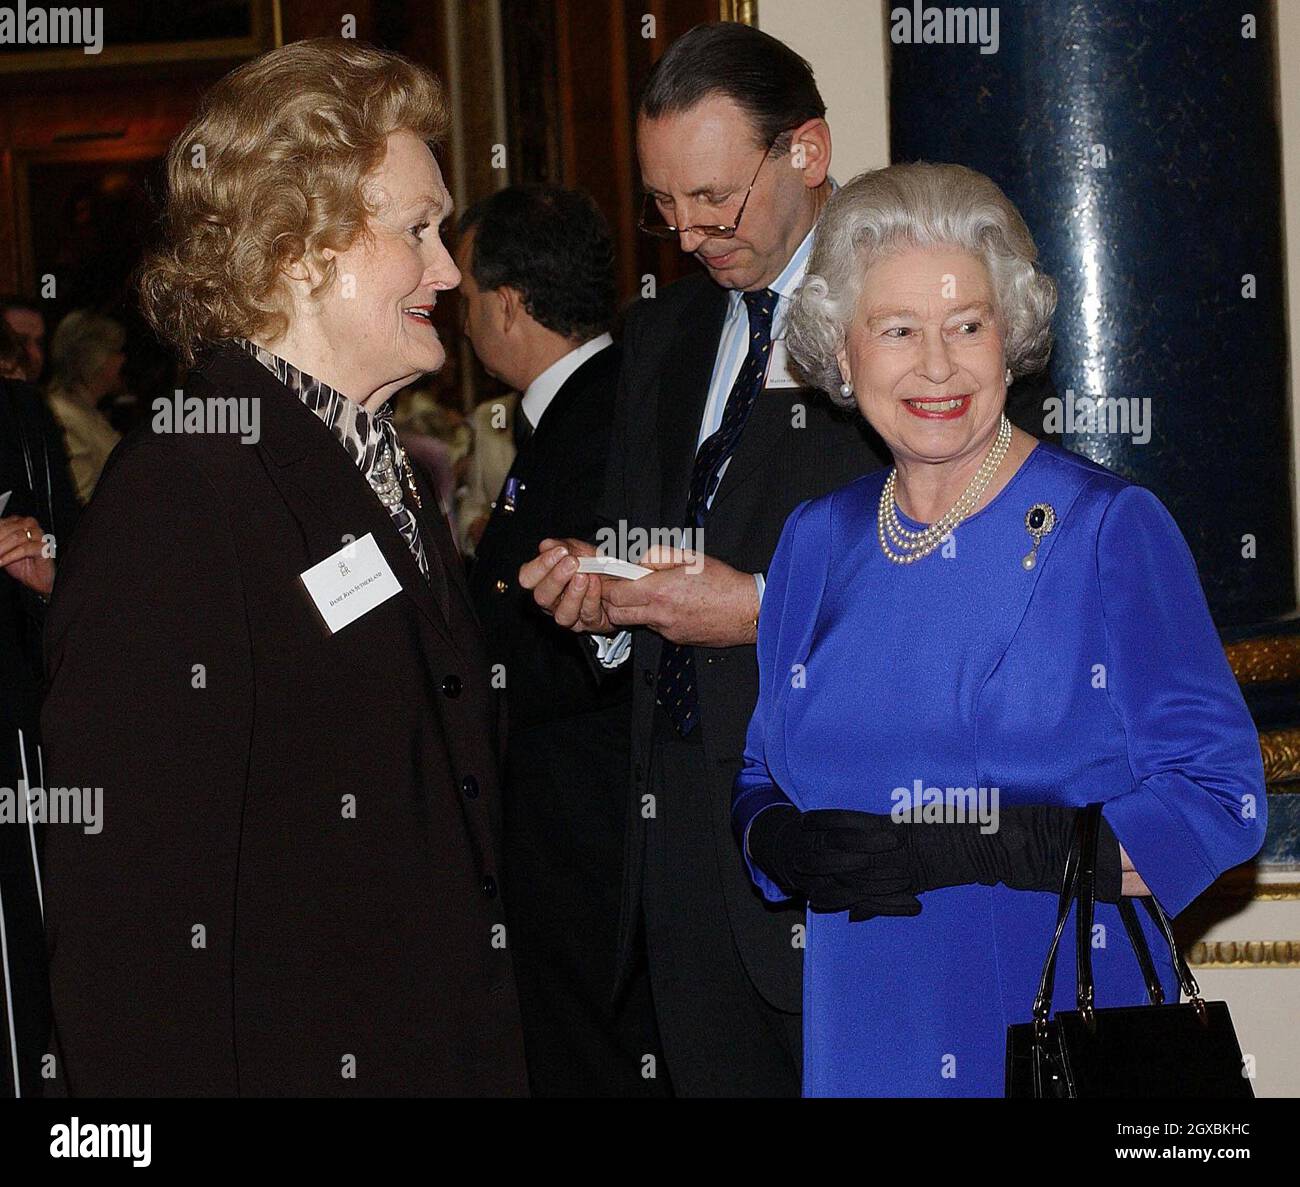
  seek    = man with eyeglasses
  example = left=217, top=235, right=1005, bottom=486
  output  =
left=521, top=22, right=1049, bottom=1096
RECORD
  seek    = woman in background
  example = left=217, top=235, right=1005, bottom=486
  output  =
left=44, top=310, right=124, bottom=503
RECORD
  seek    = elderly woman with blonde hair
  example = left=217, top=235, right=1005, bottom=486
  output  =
left=732, top=162, right=1266, bottom=1097
left=41, top=38, right=527, bottom=1096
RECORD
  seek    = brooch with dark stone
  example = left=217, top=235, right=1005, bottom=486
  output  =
left=1022, top=503, right=1056, bottom=570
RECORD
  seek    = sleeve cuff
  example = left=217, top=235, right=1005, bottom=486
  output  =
left=1101, top=778, right=1225, bottom=917
left=733, top=784, right=794, bottom=903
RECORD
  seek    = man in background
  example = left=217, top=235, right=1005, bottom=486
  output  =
left=1, top=296, right=47, bottom=385
left=459, top=185, right=665, bottom=1097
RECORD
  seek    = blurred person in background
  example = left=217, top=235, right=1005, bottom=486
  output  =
left=44, top=310, right=125, bottom=504
left=458, top=389, right=519, bottom=556
left=392, top=352, right=472, bottom=538
left=1, top=296, right=47, bottom=384
left=0, top=316, right=79, bottom=1096
left=0, top=316, right=23, bottom=380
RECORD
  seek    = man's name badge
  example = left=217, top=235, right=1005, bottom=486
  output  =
left=764, top=334, right=801, bottom=389
left=300, top=532, right=402, bottom=633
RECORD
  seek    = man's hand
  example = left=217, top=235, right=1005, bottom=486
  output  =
left=0, top=515, right=55, bottom=597
left=602, top=547, right=759, bottom=647
left=519, top=537, right=612, bottom=632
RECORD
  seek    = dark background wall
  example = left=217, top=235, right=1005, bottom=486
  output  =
left=0, top=0, right=718, bottom=411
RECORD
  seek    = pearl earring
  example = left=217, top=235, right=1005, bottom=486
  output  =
left=1004, top=367, right=1013, bottom=385
left=839, top=381, right=854, bottom=399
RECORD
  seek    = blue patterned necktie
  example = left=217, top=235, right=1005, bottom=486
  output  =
left=656, top=287, right=778, bottom=736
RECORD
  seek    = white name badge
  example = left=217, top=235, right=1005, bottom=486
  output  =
left=300, top=532, right=402, bottom=633
left=764, top=334, right=801, bottom=389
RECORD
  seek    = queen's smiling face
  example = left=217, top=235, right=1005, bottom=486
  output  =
left=314, top=129, right=461, bottom=402
left=837, top=245, right=1008, bottom=469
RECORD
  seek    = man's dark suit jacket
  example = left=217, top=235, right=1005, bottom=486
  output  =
left=601, top=271, right=1055, bottom=1015
left=469, top=343, right=630, bottom=733
left=468, top=343, right=660, bottom=1095
left=40, top=342, right=527, bottom=1096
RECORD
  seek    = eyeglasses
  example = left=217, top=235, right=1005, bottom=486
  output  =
left=637, top=132, right=785, bottom=241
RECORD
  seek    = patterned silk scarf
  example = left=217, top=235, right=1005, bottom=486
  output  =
left=236, top=339, right=431, bottom=581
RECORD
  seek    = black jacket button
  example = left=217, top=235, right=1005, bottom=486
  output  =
left=441, top=674, right=462, bottom=698
left=461, top=774, right=479, bottom=799
left=643, top=669, right=655, bottom=686
left=482, top=875, right=498, bottom=897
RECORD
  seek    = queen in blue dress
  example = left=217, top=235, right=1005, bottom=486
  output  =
left=733, top=163, right=1267, bottom=1098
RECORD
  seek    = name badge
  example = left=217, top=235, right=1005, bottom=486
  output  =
left=764, top=334, right=801, bottom=389
left=300, top=532, right=402, bottom=633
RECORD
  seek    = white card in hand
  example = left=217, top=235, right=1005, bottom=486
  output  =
left=300, top=532, right=403, bottom=633
left=576, top=556, right=652, bottom=580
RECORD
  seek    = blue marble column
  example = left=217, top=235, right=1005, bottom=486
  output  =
left=889, top=0, right=1294, bottom=627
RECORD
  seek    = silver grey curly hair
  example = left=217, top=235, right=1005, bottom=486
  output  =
left=787, top=162, right=1057, bottom=407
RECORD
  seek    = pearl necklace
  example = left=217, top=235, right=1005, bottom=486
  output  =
left=876, top=414, right=1012, bottom=565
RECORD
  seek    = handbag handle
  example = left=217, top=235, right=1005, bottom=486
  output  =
left=1117, top=898, right=1165, bottom=1005
left=1030, top=810, right=1087, bottom=1025
left=1032, top=804, right=1203, bottom=1027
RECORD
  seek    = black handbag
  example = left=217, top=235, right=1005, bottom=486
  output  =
left=1006, top=803, right=1253, bottom=1098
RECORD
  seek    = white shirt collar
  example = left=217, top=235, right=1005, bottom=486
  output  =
left=770, top=219, right=817, bottom=300
left=726, top=176, right=837, bottom=318
left=520, top=332, right=614, bottom=430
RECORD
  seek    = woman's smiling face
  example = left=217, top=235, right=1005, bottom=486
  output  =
left=315, top=129, right=461, bottom=398
left=838, top=245, right=1008, bottom=468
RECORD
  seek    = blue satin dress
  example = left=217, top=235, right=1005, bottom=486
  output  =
left=733, top=443, right=1266, bottom=1097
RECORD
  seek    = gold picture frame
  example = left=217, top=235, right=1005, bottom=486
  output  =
left=0, top=0, right=281, bottom=74
left=719, top=1, right=759, bottom=26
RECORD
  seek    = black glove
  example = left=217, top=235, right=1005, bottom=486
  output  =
left=901, top=803, right=1124, bottom=907
left=746, top=806, right=922, bottom=917
left=748, top=804, right=1123, bottom=923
